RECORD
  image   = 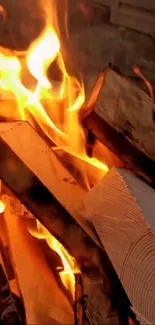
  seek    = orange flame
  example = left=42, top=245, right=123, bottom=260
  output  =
left=0, top=16, right=108, bottom=184
left=0, top=3, right=108, bottom=298
left=28, top=219, right=78, bottom=299
left=0, top=199, right=5, bottom=213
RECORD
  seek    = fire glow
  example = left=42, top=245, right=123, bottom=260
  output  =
left=0, top=25, right=108, bottom=178
left=0, top=3, right=108, bottom=301
left=28, top=219, right=78, bottom=300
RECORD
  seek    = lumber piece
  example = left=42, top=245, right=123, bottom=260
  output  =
left=84, top=68, right=155, bottom=185
left=2, top=193, right=74, bottom=325
left=0, top=121, right=100, bottom=247
left=78, top=167, right=155, bottom=324
left=1, top=189, right=126, bottom=325
left=0, top=123, right=130, bottom=324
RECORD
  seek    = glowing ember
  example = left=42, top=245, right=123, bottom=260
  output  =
left=28, top=219, right=78, bottom=299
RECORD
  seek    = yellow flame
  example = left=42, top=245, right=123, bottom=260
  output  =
left=27, top=26, right=60, bottom=89
left=0, top=4, right=108, bottom=299
left=0, top=200, right=5, bottom=213
left=0, top=22, right=108, bottom=185
left=28, top=219, right=78, bottom=299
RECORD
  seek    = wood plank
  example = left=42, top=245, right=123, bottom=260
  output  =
left=2, top=193, right=74, bottom=325
left=78, top=167, right=155, bottom=324
left=0, top=121, right=100, bottom=247
left=1, top=189, right=125, bottom=325
left=84, top=68, right=155, bottom=185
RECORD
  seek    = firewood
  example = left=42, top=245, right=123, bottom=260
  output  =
left=0, top=122, right=130, bottom=324
left=2, top=193, right=74, bottom=325
left=84, top=68, right=155, bottom=185
left=0, top=121, right=101, bottom=247
left=2, top=190, right=124, bottom=325
left=78, top=167, right=155, bottom=324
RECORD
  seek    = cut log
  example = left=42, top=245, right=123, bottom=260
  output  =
left=0, top=121, right=99, bottom=246
left=78, top=167, right=155, bottom=324
left=1, top=189, right=124, bottom=325
left=84, top=68, right=155, bottom=185
left=2, top=193, right=73, bottom=325
left=0, top=122, right=130, bottom=324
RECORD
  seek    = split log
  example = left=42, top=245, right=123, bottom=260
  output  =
left=0, top=121, right=101, bottom=247
left=0, top=122, right=130, bottom=324
left=84, top=68, right=155, bottom=185
left=78, top=167, right=155, bottom=324
left=2, top=193, right=73, bottom=325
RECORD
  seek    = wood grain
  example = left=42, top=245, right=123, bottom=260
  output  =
left=78, top=167, right=155, bottom=324
left=94, top=68, right=155, bottom=160
left=0, top=121, right=101, bottom=248
left=84, top=68, right=155, bottom=184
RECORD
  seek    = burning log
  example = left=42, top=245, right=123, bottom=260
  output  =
left=84, top=68, right=155, bottom=185
left=1, top=193, right=75, bottom=325
left=0, top=121, right=102, bottom=246
left=0, top=122, right=130, bottom=324
left=78, top=167, right=155, bottom=324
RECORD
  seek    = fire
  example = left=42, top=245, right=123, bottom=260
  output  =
left=0, top=3, right=108, bottom=301
left=0, top=199, right=5, bottom=213
left=0, top=21, right=108, bottom=186
left=28, top=218, right=78, bottom=299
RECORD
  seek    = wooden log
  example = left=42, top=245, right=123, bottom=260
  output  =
left=0, top=122, right=130, bottom=324
left=78, top=167, right=155, bottom=324
left=2, top=193, right=74, bottom=325
left=2, top=189, right=124, bottom=325
left=0, top=121, right=100, bottom=246
left=84, top=68, right=155, bottom=185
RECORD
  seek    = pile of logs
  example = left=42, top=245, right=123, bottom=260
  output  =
left=0, top=68, right=155, bottom=324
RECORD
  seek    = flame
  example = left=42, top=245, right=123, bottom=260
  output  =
left=0, top=4, right=108, bottom=300
left=0, top=199, right=5, bottom=213
left=28, top=219, right=78, bottom=299
left=0, top=11, right=108, bottom=186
